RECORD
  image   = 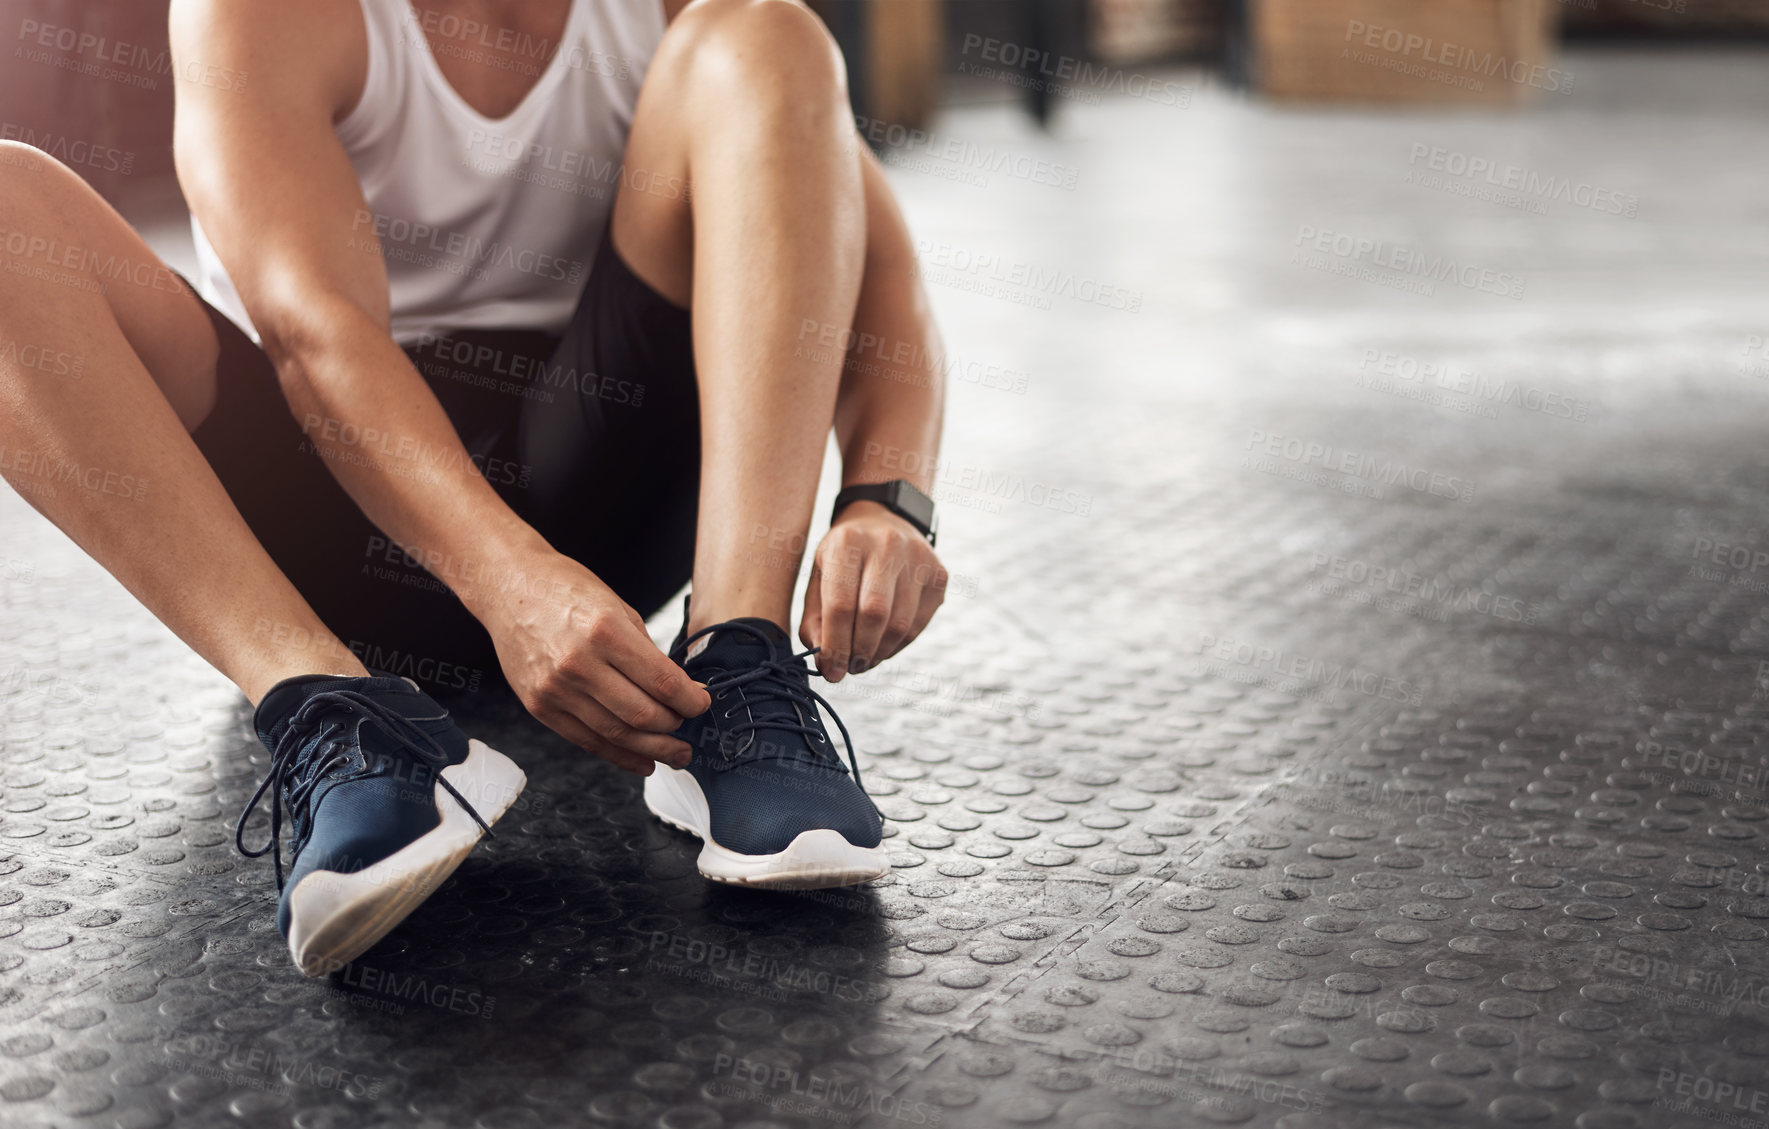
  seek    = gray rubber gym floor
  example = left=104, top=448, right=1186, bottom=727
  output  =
left=4, top=48, right=1768, bottom=1129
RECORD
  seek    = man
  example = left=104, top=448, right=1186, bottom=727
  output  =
left=0, top=0, right=946, bottom=975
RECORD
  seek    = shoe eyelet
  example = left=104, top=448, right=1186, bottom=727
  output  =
left=721, top=708, right=736, bottom=720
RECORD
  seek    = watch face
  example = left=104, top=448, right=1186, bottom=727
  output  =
left=890, top=481, right=937, bottom=531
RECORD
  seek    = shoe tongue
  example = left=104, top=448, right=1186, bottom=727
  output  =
left=684, top=619, right=816, bottom=756
left=253, top=672, right=415, bottom=748
left=684, top=617, right=792, bottom=670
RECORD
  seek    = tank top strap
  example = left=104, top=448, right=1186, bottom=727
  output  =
left=334, top=0, right=410, bottom=153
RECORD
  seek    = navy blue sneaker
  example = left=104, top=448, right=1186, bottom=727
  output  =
left=236, top=673, right=526, bottom=976
left=643, top=613, right=887, bottom=889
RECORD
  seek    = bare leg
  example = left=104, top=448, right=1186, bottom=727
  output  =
left=611, top=0, right=867, bottom=634
left=0, top=144, right=367, bottom=702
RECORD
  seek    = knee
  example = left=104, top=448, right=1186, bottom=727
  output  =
left=0, top=143, right=92, bottom=240
left=0, top=142, right=58, bottom=218
left=662, top=0, right=849, bottom=117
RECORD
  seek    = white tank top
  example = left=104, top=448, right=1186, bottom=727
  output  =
left=192, top=0, right=665, bottom=345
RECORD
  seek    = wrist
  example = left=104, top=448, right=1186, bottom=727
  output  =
left=831, top=479, right=937, bottom=545
left=834, top=499, right=902, bottom=528
left=441, top=524, right=556, bottom=620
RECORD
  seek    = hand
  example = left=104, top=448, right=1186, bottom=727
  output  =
left=799, top=502, right=947, bottom=682
left=480, top=552, right=710, bottom=774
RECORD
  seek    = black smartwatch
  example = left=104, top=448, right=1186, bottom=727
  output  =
left=832, top=480, right=938, bottom=546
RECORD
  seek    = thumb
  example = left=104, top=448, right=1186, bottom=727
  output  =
left=799, top=564, right=823, bottom=649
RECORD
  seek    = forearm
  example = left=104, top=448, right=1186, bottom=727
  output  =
left=833, top=153, right=945, bottom=492
left=263, top=296, right=550, bottom=616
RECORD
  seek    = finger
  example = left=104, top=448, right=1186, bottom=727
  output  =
left=604, top=621, right=710, bottom=719
left=871, top=563, right=921, bottom=666
left=535, top=704, right=658, bottom=776
left=583, top=662, right=688, bottom=734
left=849, top=557, right=898, bottom=675
left=565, top=691, right=693, bottom=767
left=799, top=562, right=824, bottom=650
left=819, top=547, right=862, bottom=682
left=883, top=573, right=946, bottom=662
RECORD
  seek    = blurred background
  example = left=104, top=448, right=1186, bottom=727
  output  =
left=6, top=0, right=1766, bottom=217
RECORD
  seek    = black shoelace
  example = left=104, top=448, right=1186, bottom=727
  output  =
left=675, top=622, right=874, bottom=799
left=235, top=689, right=492, bottom=890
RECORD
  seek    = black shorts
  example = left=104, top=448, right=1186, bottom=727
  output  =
left=189, top=233, right=699, bottom=689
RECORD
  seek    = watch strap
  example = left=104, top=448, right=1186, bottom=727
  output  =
left=832, top=481, right=937, bottom=545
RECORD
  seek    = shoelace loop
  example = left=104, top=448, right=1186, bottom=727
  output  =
left=677, top=623, right=874, bottom=799
left=235, top=689, right=492, bottom=890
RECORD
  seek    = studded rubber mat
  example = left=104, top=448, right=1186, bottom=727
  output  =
left=4, top=51, right=1768, bottom=1129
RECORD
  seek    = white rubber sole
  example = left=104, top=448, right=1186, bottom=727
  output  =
left=284, top=739, right=526, bottom=977
left=644, top=766, right=889, bottom=890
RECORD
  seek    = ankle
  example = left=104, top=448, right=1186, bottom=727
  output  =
left=684, top=590, right=792, bottom=637
left=686, top=610, right=792, bottom=638
left=241, top=651, right=371, bottom=706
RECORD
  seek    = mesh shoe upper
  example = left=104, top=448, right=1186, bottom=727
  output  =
left=670, top=616, right=883, bottom=855
left=239, top=673, right=488, bottom=936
